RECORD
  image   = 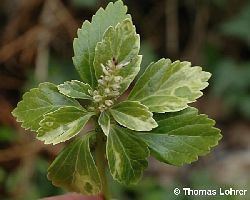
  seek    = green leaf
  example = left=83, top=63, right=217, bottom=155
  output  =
left=38, top=106, right=94, bottom=144
left=98, top=111, right=110, bottom=136
left=94, top=19, right=141, bottom=94
left=48, top=132, right=101, bottom=195
left=107, top=125, right=149, bottom=185
left=73, top=0, right=130, bottom=87
left=138, top=107, right=222, bottom=166
left=119, top=56, right=142, bottom=93
left=110, top=101, right=157, bottom=131
left=58, top=80, right=92, bottom=100
left=12, top=82, right=81, bottom=131
left=129, top=59, right=211, bottom=113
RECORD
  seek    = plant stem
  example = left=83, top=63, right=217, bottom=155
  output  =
left=96, top=129, right=110, bottom=200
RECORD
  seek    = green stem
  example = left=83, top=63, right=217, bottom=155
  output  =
left=95, top=128, right=110, bottom=200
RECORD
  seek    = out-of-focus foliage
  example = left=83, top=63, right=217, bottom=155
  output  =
left=211, top=59, right=250, bottom=118
left=71, top=0, right=97, bottom=8
left=2, top=158, right=63, bottom=200
left=202, top=2, right=250, bottom=119
left=0, top=126, right=17, bottom=142
left=220, top=3, right=250, bottom=47
left=24, top=56, right=78, bottom=90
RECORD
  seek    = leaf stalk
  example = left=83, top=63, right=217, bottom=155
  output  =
left=95, top=125, right=110, bottom=200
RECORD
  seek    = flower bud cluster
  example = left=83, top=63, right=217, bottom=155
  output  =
left=92, top=58, right=125, bottom=112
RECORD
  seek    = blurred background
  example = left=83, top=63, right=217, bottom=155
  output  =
left=0, top=0, right=250, bottom=199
